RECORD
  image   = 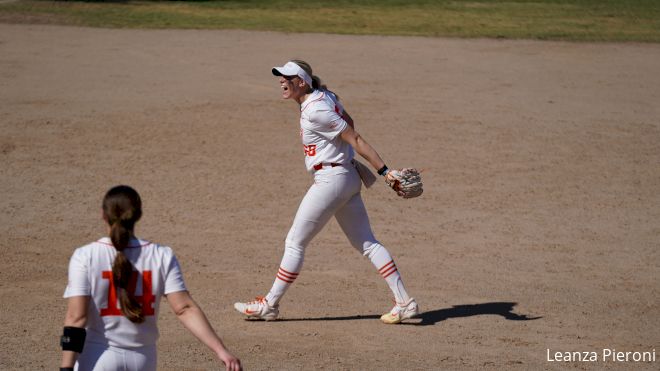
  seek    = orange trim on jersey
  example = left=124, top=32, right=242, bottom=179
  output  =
left=300, top=91, right=326, bottom=113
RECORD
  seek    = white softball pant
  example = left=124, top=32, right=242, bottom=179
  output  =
left=286, top=164, right=378, bottom=257
left=266, top=163, right=410, bottom=305
left=75, top=342, right=156, bottom=371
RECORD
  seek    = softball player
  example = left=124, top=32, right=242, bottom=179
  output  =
left=60, top=185, right=241, bottom=371
left=234, top=60, right=418, bottom=324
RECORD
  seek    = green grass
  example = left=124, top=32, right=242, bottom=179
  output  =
left=1, top=0, right=659, bottom=42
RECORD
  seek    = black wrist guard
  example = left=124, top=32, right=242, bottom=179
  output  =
left=60, top=368, right=74, bottom=371
left=60, top=326, right=86, bottom=353
left=377, top=165, right=389, bottom=176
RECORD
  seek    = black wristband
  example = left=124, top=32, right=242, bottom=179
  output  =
left=61, top=326, right=86, bottom=353
left=377, top=165, right=389, bottom=176
left=61, top=368, right=74, bottom=371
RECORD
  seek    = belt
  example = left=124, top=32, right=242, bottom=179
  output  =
left=313, top=162, right=342, bottom=171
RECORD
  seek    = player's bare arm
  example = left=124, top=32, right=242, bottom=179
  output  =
left=60, top=296, right=89, bottom=369
left=340, top=112, right=423, bottom=199
left=339, top=125, right=385, bottom=171
left=167, top=291, right=242, bottom=371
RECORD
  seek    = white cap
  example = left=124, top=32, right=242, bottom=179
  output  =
left=272, top=61, right=313, bottom=88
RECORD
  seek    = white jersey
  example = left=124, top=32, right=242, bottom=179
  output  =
left=63, top=237, right=187, bottom=348
left=300, top=89, right=354, bottom=172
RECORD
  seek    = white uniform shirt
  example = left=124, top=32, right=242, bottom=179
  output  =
left=63, top=237, right=187, bottom=348
left=300, top=89, right=354, bottom=172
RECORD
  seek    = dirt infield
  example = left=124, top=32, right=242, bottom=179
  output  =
left=1, top=23, right=658, bottom=370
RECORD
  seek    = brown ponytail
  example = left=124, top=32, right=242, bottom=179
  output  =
left=291, top=59, right=327, bottom=91
left=102, top=185, right=144, bottom=323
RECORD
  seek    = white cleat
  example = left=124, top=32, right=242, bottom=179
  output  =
left=380, top=298, right=419, bottom=324
left=234, top=296, right=279, bottom=321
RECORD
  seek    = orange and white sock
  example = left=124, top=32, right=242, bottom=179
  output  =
left=265, top=246, right=302, bottom=306
left=369, top=244, right=411, bottom=304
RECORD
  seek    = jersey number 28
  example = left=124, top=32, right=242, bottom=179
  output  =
left=303, top=144, right=317, bottom=156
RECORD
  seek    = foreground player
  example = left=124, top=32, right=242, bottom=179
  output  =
left=234, top=60, right=419, bottom=324
left=60, top=185, right=241, bottom=371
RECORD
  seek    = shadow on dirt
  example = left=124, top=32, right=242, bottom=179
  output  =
left=276, top=302, right=540, bottom=325
left=404, top=301, right=541, bottom=326
left=276, top=314, right=380, bottom=322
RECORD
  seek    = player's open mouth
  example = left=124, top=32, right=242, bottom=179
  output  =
left=281, top=84, right=289, bottom=91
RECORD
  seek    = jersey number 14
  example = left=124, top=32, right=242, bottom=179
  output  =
left=100, top=270, right=156, bottom=317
